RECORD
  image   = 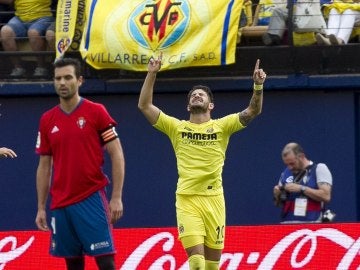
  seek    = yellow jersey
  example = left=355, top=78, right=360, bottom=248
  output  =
left=154, top=111, right=244, bottom=196
left=15, top=0, right=52, bottom=22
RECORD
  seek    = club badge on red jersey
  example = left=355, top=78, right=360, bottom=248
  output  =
left=77, top=117, right=86, bottom=129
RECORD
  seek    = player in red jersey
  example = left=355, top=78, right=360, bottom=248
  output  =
left=35, top=58, right=125, bottom=270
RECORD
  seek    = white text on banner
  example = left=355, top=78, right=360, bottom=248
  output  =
left=79, top=0, right=243, bottom=71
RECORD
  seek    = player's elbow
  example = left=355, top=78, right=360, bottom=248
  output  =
left=138, top=101, right=148, bottom=112
left=256, top=107, right=262, bottom=116
left=250, top=107, right=262, bottom=118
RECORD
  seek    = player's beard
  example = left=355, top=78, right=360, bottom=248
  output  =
left=57, top=87, right=77, bottom=100
left=188, top=104, right=207, bottom=114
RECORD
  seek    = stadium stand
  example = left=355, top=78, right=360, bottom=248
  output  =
left=239, top=0, right=360, bottom=46
left=239, top=2, right=268, bottom=45
left=0, top=1, right=358, bottom=82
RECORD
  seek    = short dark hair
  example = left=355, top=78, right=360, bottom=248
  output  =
left=187, top=85, right=214, bottom=103
left=53, top=57, right=82, bottom=78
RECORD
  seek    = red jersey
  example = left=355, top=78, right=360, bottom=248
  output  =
left=36, top=98, right=118, bottom=209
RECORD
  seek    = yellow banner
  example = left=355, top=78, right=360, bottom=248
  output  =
left=55, top=0, right=81, bottom=59
left=80, top=0, right=243, bottom=71
left=69, top=0, right=87, bottom=52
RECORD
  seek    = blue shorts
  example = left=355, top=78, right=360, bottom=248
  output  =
left=6, top=16, right=54, bottom=37
left=50, top=190, right=116, bottom=257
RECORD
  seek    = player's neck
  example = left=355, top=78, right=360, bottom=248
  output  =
left=60, top=95, right=81, bottom=113
left=189, top=112, right=211, bottom=124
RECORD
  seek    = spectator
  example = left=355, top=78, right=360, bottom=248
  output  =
left=262, top=0, right=327, bottom=45
left=45, top=0, right=56, bottom=50
left=257, top=0, right=287, bottom=26
left=0, top=147, right=16, bottom=158
left=0, top=0, right=54, bottom=78
left=45, top=21, right=54, bottom=50
left=316, top=0, right=360, bottom=45
left=273, top=142, right=333, bottom=223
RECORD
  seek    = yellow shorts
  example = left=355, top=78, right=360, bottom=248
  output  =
left=176, top=193, right=225, bottom=249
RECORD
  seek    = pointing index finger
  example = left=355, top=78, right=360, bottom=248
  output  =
left=255, top=59, right=260, bottom=70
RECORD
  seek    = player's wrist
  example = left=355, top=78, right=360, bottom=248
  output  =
left=148, top=71, right=158, bottom=76
left=253, top=83, right=263, bottom=91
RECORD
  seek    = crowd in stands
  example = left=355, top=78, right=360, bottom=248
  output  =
left=239, top=0, right=360, bottom=46
left=0, top=0, right=359, bottom=80
left=316, top=2, right=360, bottom=45
left=0, top=0, right=56, bottom=79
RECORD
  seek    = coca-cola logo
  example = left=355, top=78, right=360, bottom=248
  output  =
left=119, top=228, right=360, bottom=269
left=121, top=232, right=180, bottom=270
left=0, top=235, right=34, bottom=270
left=1, top=224, right=360, bottom=269
left=256, top=228, right=360, bottom=270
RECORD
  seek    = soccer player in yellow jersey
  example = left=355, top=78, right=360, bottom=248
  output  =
left=138, top=54, right=266, bottom=270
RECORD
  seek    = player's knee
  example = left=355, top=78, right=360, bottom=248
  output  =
left=188, top=254, right=205, bottom=270
left=95, top=254, right=115, bottom=270
left=205, top=259, right=220, bottom=270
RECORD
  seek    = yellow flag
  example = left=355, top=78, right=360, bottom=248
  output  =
left=55, top=0, right=83, bottom=59
left=80, top=0, right=243, bottom=71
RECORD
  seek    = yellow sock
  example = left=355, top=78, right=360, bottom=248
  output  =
left=205, top=260, right=220, bottom=270
left=188, top=254, right=205, bottom=270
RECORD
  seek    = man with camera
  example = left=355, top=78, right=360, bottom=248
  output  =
left=273, top=142, right=334, bottom=223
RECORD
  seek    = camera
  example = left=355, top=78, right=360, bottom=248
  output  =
left=322, top=209, right=336, bottom=222
left=279, top=186, right=288, bottom=202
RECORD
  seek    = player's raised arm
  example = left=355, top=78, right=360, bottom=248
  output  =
left=138, top=53, right=162, bottom=125
left=239, top=59, right=266, bottom=126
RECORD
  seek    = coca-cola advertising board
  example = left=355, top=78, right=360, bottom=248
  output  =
left=1, top=223, right=360, bottom=269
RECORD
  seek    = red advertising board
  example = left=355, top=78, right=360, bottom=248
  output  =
left=1, top=223, right=360, bottom=269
